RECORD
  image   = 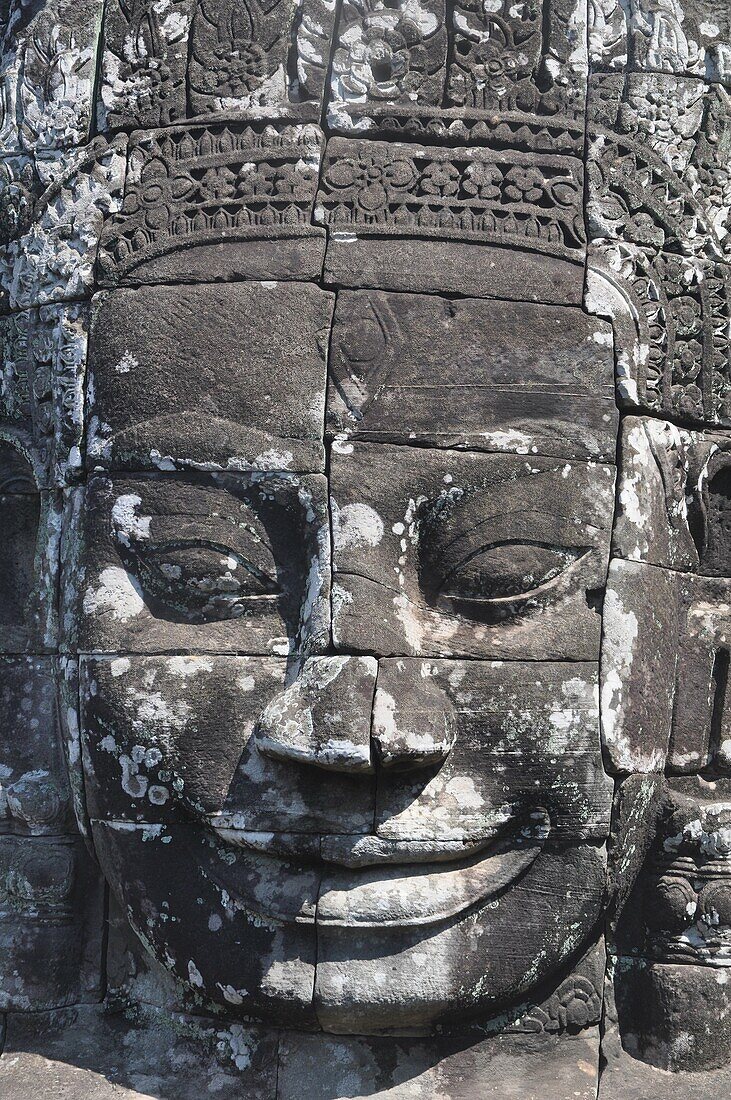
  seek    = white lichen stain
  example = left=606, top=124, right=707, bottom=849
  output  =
left=332, top=501, right=384, bottom=550
left=83, top=567, right=145, bottom=622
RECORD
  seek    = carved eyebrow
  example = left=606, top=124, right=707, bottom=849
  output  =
left=112, top=490, right=281, bottom=558
left=421, top=499, right=580, bottom=555
left=143, top=510, right=277, bottom=555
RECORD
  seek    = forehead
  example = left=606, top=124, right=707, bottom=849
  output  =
left=87, top=283, right=617, bottom=471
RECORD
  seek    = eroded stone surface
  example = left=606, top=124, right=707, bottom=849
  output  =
left=278, top=1028, right=601, bottom=1099
left=0, top=1005, right=279, bottom=1098
left=330, top=444, right=615, bottom=659
left=98, top=121, right=325, bottom=285
left=80, top=655, right=375, bottom=834
left=327, top=291, right=617, bottom=460
left=1, top=0, right=731, bottom=1092
left=0, top=657, right=74, bottom=834
left=87, top=281, right=332, bottom=473
left=0, top=0, right=103, bottom=156
left=0, top=834, right=103, bottom=1010
left=589, top=0, right=731, bottom=85
left=601, top=558, right=682, bottom=773
left=317, top=138, right=587, bottom=301
left=0, top=304, right=87, bottom=486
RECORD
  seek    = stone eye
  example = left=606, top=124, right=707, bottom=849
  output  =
left=127, top=540, right=279, bottom=620
left=439, top=540, right=585, bottom=603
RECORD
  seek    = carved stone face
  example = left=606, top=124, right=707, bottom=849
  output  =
left=70, top=276, right=622, bottom=1032
left=1, top=0, right=731, bottom=1091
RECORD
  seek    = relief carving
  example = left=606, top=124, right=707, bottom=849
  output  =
left=0, top=2, right=730, bottom=1097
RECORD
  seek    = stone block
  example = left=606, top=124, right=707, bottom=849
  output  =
left=93, top=820, right=319, bottom=1027
left=279, top=1028, right=600, bottom=1100
left=600, top=559, right=682, bottom=773
left=1, top=140, right=126, bottom=312
left=373, top=659, right=612, bottom=845
left=80, top=655, right=376, bottom=835
left=0, top=834, right=103, bottom=1010
left=0, top=656, right=73, bottom=835
left=586, top=244, right=731, bottom=427
left=98, top=121, right=325, bottom=286
left=668, top=574, right=731, bottom=772
left=0, top=0, right=103, bottom=156
left=98, top=0, right=194, bottom=131
left=0, top=1005, right=279, bottom=1098
left=317, top=139, right=587, bottom=302
left=327, top=291, right=616, bottom=460
left=315, top=846, right=607, bottom=1032
left=0, top=446, right=60, bottom=654
left=600, top=957, right=731, bottom=1095
left=589, top=0, right=730, bottom=86
left=330, top=443, right=615, bottom=660
left=326, top=0, right=587, bottom=135
left=64, top=472, right=330, bottom=655
left=603, top=561, right=731, bottom=775
left=613, top=417, right=700, bottom=570
left=87, top=282, right=332, bottom=473
left=188, top=0, right=336, bottom=118
left=0, top=304, right=87, bottom=486
left=589, top=74, right=730, bottom=259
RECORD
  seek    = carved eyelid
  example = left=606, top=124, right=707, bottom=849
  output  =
left=427, top=506, right=550, bottom=558
left=131, top=539, right=280, bottom=591
left=422, top=502, right=584, bottom=578
left=439, top=539, right=589, bottom=602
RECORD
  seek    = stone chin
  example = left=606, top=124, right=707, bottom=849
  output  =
left=92, top=815, right=606, bottom=1034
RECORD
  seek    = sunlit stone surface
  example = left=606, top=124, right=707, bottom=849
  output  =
left=0, top=0, right=730, bottom=1095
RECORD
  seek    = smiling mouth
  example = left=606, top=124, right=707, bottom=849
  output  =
left=206, top=810, right=550, bottom=929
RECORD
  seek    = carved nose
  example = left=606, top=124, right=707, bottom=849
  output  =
left=255, top=657, right=456, bottom=774
left=372, top=672, right=456, bottom=770
left=256, top=656, right=378, bottom=773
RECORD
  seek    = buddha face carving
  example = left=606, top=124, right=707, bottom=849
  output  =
left=69, top=278, right=622, bottom=1033
left=0, top=1, right=729, bottom=1090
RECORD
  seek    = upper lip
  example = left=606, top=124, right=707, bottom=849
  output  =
left=206, top=808, right=550, bottom=867
left=202, top=810, right=551, bottom=928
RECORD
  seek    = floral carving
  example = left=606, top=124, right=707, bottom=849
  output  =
left=587, top=241, right=731, bottom=426
left=589, top=0, right=730, bottom=85
left=448, top=0, right=585, bottom=120
left=188, top=0, right=336, bottom=114
left=0, top=304, right=87, bottom=484
left=511, top=975, right=603, bottom=1034
left=99, top=0, right=192, bottom=130
left=332, top=1, right=445, bottom=102
left=189, top=0, right=278, bottom=106
left=317, top=138, right=585, bottom=259
left=329, top=0, right=447, bottom=125
left=0, top=158, right=38, bottom=246
left=99, top=122, right=324, bottom=282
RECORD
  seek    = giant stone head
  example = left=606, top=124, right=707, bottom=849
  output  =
left=0, top=0, right=730, bottom=1094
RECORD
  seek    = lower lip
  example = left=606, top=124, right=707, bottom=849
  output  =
left=209, top=811, right=549, bottom=929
